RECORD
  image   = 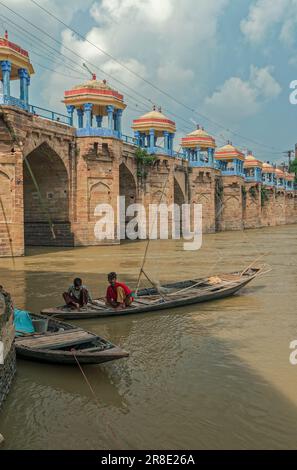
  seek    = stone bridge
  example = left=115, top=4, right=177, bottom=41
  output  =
left=0, top=106, right=191, bottom=256
left=0, top=106, right=296, bottom=257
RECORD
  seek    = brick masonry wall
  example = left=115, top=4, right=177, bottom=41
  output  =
left=243, top=183, right=262, bottom=229
left=0, top=289, right=16, bottom=409
left=220, top=176, right=244, bottom=231
left=0, top=105, right=296, bottom=256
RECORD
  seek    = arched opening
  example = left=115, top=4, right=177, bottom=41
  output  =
left=88, top=182, right=111, bottom=222
left=119, top=163, right=137, bottom=238
left=174, top=178, right=185, bottom=207
left=23, top=143, right=73, bottom=247
left=174, top=178, right=185, bottom=237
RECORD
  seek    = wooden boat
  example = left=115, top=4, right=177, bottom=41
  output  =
left=40, top=265, right=269, bottom=320
left=15, top=313, right=129, bottom=365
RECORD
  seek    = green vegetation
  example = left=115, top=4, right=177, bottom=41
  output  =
left=249, top=186, right=258, bottom=199
left=135, top=147, right=156, bottom=179
left=289, top=158, right=297, bottom=183
left=261, top=186, right=269, bottom=207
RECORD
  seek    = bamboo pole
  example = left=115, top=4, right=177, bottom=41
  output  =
left=135, top=171, right=170, bottom=295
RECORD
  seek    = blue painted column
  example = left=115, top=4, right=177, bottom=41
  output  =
left=106, top=105, right=114, bottom=130
left=207, top=148, right=213, bottom=166
left=25, top=74, right=30, bottom=107
left=117, top=109, right=123, bottom=136
left=169, top=133, right=174, bottom=155
left=84, top=103, right=93, bottom=128
left=66, top=105, right=75, bottom=126
left=77, top=108, right=84, bottom=128
left=1, top=60, right=11, bottom=97
left=149, top=129, right=155, bottom=153
left=134, top=131, right=140, bottom=146
left=18, top=68, right=28, bottom=103
left=96, top=115, right=103, bottom=127
left=197, top=147, right=201, bottom=163
left=163, top=131, right=169, bottom=152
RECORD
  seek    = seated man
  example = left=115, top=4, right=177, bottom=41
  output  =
left=106, top=272, right=133, bottom=310
left=63, top=278, right=92, bottom=309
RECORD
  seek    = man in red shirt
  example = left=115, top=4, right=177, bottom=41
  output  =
left=106, top=272, right=133, bottom=309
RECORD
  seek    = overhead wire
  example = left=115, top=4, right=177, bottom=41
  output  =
left=27, top=0, right=284, bottom=154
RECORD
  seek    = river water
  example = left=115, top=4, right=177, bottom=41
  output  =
left=0, top=225, right=297, bottom=450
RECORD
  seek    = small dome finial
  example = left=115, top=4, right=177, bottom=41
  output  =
left=158, top=106, right=162, bottom=113
left=92, top=73, right=97, bottom=81
left=4, top=30, right=8, bottom=40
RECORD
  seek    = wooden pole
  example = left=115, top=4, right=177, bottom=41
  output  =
left=135, top=170, right=170, bottom=294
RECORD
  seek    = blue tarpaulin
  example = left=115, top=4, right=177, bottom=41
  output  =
left=14, top=309, right=34, bottom=336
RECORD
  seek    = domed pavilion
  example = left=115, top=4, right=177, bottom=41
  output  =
left=275, top=168, right=285, bottom=189
left=215, top=142, right=245, bottom=176
left=284, top=172, right=295, bottom=191
left=244, top=152, right=263, bottom=183
left=0, top=31, right=34, bottom=110
left=262, top=162, right=276, bottom=186
left=63, top=75, right=126, bottom=137
left=132, top=106, right=176, bottom=156
left=181, top=126, right=216, bottom=167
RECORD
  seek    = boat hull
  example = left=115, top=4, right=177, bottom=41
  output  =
left=41, top=269, right=260, bottom=320
left=15, top=313, right=129, bottom=365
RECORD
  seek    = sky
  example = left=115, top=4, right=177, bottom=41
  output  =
left=2, top=0, right=297, bottom=164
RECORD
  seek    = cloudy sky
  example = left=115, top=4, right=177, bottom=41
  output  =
left=2, top=0, right=297, bottom=163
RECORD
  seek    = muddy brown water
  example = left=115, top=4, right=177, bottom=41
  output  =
left=0, top=225, right=297, bottom=449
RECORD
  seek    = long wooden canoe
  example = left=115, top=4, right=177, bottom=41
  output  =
left=41, top=266, right=267, bottom=320
left=15, top=313, right=129, bottom=365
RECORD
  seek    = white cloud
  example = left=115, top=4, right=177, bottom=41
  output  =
left=43, top=0, right=229, bottom=117
left=90, top=0, right=173, bottom=25
left=204, top=66, right=281, bottom=121
left=240, top=0, right=297, bottom=47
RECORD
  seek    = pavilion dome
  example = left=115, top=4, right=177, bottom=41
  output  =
left=262, top=162, right=275, bottom=173
left=284, top=172, right=295, bottom=181
left=0, top=31, right=34, bottom=80
left=244, top=153, right=263, bottom=168
left=275, top=168, right=285, bottom=177
left=132, top=107, right=176, bottom=136
left=215, top=143, right=245, bottom=161
left=181, top=127, right=216, bottom=149
left=72, top=78, right=113, bottom=91
left=63, top=75, right=126, bottom=114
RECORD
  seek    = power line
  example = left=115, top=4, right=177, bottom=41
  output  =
left=28, top=0, right=284, bottom=153
left=0, top=1, right=285, bottom=155
left=0, top=7, right=194, bottom=135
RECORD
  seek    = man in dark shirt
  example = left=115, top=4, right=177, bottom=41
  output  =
left=63, top=278, right=92, bottom=309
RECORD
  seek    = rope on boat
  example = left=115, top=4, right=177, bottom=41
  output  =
left=135, top=171, right=170, bottom=295
left=71, top=350, right=120, bottom=447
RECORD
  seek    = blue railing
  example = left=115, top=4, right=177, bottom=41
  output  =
left=122, top=134, right=137, bottom=145
left=29, top=105, right=71, bottom=125
left=0, top=94, right=28, bottom=111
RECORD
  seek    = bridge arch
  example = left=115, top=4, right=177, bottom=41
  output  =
left=23, top=142, right=73, bottom=247
left=119, top=163, right=137, bottom=238
left=174, top=177, right=186, bottom=206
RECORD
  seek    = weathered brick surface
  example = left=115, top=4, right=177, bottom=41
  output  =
left=0, top=289, right=16, bottom=409
left=0, top=105, right=296, bottom=256
left=243, top=183, right=262, bottom=229
left=220, top=176, right=244, bottom=231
